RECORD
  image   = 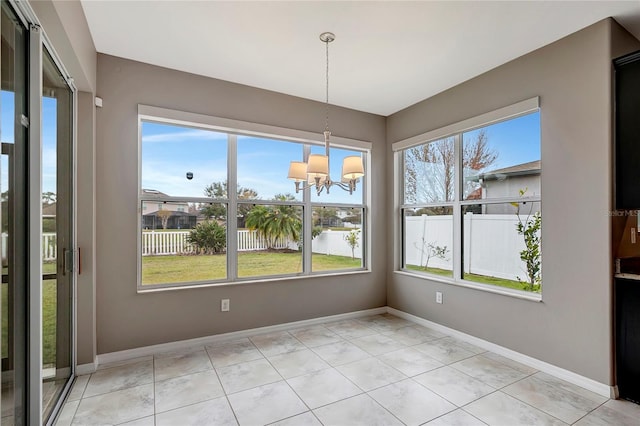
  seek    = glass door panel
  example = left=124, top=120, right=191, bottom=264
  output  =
left=1, top=2, right=28, bottom=424
left=41, top=48, right=73, bottom=422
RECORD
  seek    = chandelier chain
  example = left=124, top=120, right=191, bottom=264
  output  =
left=325, top=37, right=330, bottom=132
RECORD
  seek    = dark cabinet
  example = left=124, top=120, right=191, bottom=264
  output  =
left=615, top=278, right=640, bottom=404
left=614, top=51, right=640, bottom=210
left=614, top=50, right=640, bottom=404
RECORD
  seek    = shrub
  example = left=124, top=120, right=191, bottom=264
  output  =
left=344, top=229, right=361, bottom=260
left=187, top=221, right=226, bottom=254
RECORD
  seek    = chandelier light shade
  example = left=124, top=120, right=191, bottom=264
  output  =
left=287, top=32, right=365, bottom=195
left=307, top=154, right=329, bottom=176
left=342, top=156, right=365, bottom=180
left=287, top=161, right=308, bottom=182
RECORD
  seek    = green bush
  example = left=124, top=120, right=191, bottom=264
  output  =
left=187, top=221, right=226, bottom=254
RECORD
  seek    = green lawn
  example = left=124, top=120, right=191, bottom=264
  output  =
left=142, top=251, right=362, bottom=285
left=2, top=262, right=57, bottom=367
left=405, top=264, right=540, bottom=293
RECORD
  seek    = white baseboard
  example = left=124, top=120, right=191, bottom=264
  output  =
left=97, top=307, right=387, bottom=366
left=87, top=304, right=614, bottom=399
left=76, top=362, right=97, bottom=375
left=387, top=307, right=613, bottom=398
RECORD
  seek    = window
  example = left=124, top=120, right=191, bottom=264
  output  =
left=397, top=99, right=541, bottom=294
left=139, top=108, right=368, bottom=288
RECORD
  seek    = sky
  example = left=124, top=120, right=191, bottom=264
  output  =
left=1, top=91, right=58, bottom=196
left=1, top=90, right=537, bottom=205
left=463, top=111, right=540, bottom=171
left=142, top=113, right=538, bottom=205
left=141, top=121, right=364, bottom=204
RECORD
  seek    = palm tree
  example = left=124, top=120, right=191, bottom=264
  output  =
left=245, top=194, right=301, bottom=249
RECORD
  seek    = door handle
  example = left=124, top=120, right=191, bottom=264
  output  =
left=62, top=248, right=74, bottom=275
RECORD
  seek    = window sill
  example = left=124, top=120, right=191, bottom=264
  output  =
left=137, top=268, right=371, bottom=294
left=393, top=270, right=543, bottom=302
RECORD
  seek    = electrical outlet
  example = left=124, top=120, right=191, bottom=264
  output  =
left=436, top=292, right=443, bottom=304
left=221, top=299, right=230, bottom=312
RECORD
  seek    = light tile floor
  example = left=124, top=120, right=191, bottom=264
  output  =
left=56, top=314, right=640, bottom=426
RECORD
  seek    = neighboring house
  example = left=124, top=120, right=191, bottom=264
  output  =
left=42, top=202, right=57, bottom=233
left=474, top=160, right=541, bottom=214
left=42, top=202, right=56, bottom=218
left=141, top=189, right=197, bottom=229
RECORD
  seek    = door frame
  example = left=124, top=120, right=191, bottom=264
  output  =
left=8, top=0, right=78, bottom=423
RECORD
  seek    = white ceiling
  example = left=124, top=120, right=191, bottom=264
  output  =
left=80, top=1, right=640, bottom=116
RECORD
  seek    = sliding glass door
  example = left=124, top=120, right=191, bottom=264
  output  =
left=41, top=47, right=74, bottom=423
left=1, top=1, right=76, bottom=423
left=1, top=2, right=29, bottom=424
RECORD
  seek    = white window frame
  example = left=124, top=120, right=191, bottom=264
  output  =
left=137, top=105, right=371, bottom=291
left=393, top=97, right=542, bottom=301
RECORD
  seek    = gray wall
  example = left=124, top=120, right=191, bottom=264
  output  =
left=386, top=18, right=640, bottom=385
left=76, top=91, right=96, bottom=365
left=31, top=0, right=96, bottom=92
left=95, top=54, right=387, bottom=354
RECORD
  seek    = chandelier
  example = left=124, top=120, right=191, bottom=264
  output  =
left=287, top=32, right=365, bottom=195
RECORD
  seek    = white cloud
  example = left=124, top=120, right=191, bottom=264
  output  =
left=142, top=129, right=227, bottom=143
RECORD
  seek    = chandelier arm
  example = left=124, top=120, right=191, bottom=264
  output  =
left=295, top=179, right=358, bottom=195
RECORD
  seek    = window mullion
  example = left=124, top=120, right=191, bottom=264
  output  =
left=453, top=133, right=463, bottom=280
left=227, top=134, right=238, bottom=281
left=303, top=144, right=312, bottom=274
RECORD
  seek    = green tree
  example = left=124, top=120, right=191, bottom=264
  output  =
left=415, top=239, right=449, bottom=271
left=245, top=194, right=301, bottom=249
left=157, top=209, right=172, bottom=229
left=201, top=180, right=259, bottom=221
left=513, top=189, right=542, bottom=292
left=187, top=221, right=226, bottom=254
left=42, top=191, right=56, bottom=204
left=343, top=229, right=360, bottom=260
left=404, top=129, right=497, bottom=203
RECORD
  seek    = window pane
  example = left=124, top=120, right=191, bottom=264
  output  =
left=463, top=112, right=540, bottom=200
left=141, top=121, right=227, bottom=198
left=141, top=201, right=227, bottom=285
left=238, top=136, right=303, bottom=201
left=403, top=206, right=453, bottom=277
left=310, top=146, right=364, bottom=204
left=238, top=203, right=303, bottom=278
left=462, top=202, right=541, bottom=292
left=312, top=207, right=363, bottom=272
left=404, top=137, right=455, bottom=203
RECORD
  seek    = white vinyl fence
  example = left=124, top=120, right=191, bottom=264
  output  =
left=312, top=230, right=362, bottom=259
left=405, top=213, right=532, bottom=281
left=141, top=230, right=293, bottom=256
left=2, top=233, right=57, bottom=263
left=140, top=229, right=362, bottom=258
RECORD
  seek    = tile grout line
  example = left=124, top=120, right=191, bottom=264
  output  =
left=152, top=355, right=156, bottom=426
left=495, top=370, right=608, bottom=425
left=206, top=349, right=241, bottom=426
left=67, top=376, right=84, bottom=425
left=76, top=314, right=626, bottom=425
left=258, top=330, right=316, bottom=418
left=568, top=399, right=612, bottom=425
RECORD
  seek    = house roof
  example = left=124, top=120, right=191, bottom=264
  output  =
left=141, top=189, right=170, bottom=199
left=42, top=203, right=56, bottom=217
left=480, top=160, right=541, bottom=180
left=143, top=210, right=195, bottom=218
